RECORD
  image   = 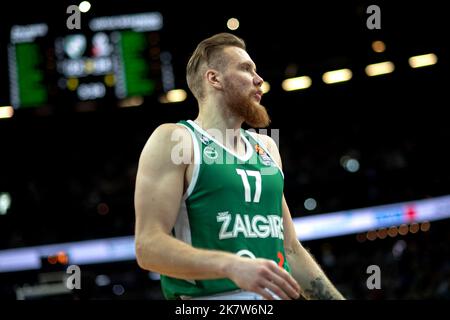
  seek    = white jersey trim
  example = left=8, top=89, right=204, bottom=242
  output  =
left=187, top=120, right=253, bottom=162
left=175, top=122, right=198, bottom=286
left=177, top=123, right=201, bottom=200
left=173, top=200, right=195, bottom=285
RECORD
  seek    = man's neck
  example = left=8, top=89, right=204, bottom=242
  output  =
left=194, top=101, right=245, bottom=152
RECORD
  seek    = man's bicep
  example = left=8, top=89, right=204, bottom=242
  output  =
left=134, top=125, right=186, bottom=238
left=135, top=167, right=184, bottom=234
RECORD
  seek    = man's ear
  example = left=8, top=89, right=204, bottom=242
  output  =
left=205, top=69, right=222, bottom=90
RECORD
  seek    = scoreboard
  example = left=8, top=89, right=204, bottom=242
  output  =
left=7, top=11, right=165, bottom=109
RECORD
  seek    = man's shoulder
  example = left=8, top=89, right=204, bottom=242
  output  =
left=139, top=122, right=193, bottom=168
left=142, top=123, right=192, bottom=155
left=148, top=122, right=192, bottom=144
left=152, top=122, right=190, bottom=136
left=247, top=130, right=278, bottom=153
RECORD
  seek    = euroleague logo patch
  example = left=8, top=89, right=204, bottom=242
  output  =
left=255, top=144, right=274, bottom=166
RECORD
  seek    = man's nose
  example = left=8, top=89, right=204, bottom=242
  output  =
left=254, top=73, right=264, bottom=86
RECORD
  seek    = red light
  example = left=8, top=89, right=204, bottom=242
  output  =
left=48, top=256, right=58, bottom=264
left=405, top=205, right=416, bottom=222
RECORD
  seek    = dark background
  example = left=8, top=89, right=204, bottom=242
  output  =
left=0, top=0, right=449, bottom=299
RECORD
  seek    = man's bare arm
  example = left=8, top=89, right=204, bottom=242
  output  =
left=135, top=124, right=231, bottom=279
left=281, top=196, right=345, bottom=300
left=258, top=133, right=345, bottom=300
left=134, top=124, right=300, bottom=299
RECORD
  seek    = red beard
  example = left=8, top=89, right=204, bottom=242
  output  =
left=223, top=83, right=271, bottom=128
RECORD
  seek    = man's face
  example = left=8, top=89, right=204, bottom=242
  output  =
left=220, top=47, right=270, bottom=128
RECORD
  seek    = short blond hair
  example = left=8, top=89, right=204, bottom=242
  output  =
left=186, top=33, right=246, bottom=100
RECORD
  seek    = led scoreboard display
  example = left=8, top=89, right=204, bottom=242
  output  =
left=7, top=12, right=164, bottom=109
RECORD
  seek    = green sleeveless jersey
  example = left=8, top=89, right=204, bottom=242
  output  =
left=160, top=120, right=290, bottom=299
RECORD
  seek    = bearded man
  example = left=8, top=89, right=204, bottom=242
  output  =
left=134, top=33, right=345, bottom=301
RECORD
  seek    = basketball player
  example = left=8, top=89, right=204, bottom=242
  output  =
left=134, top=33, right=345, bottom=300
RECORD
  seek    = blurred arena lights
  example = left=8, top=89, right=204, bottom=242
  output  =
left=118, top=96, right=144, bottom=108
left=261, top=81, right=270, bottom=94
left=159, top=89, right=187, bottom=103
left=47, top=255, right=58, bottom=265
left=356, top=233, right=366, bottom=243
left=340, top=155, right=360, bottom=173
left=376, top=228, right=388, bottom=239
left=345, top=158, right=359, bottom=172
left=57, top=251, right=69, bottom=265
left=293, top=195, right=446, bottom=241
left=166, top=89, right=187, bottom=102
left=388, top=226, right=398, bottom=237
left=0, top=106, right=14, bottom=119
left=392, top=239, right=407, bottom=258
left=104, top=74, right=115, bottom=87
left=367, top=230, right=377, bottom=241
left=358, top=221, right=431, bottom=242
left=0, top=196, right=445, bottom=273
left=78, top=1, right=91, bottom=13
left=79, top=1, right=91, bottom=13
left=398, top=224, right=409, bottom=236
left=95, top=274, right=111, bottom=287
left=371, top=40, right=386, bottom=53
left=148, top=272, right=161, bottom=281
left=66, top=78, right=79, bottom=91
left=0, top=192, right=12, bottom=215
left=97, top=202, right=110, bottom=215
left=112, top=284, right=125, bottom=296
left=304, top=198, right=317, bottom=211
left=408, top=53, right=438, bottom=68
left=409, top=222, right=420, bottom=234
left=226, top=18, right=240, bottom=31
left=365, top=61, right=395, bottom=77
left=421, top=221, right=431, bottom=232
left=47, top=251, right=68, bottom=265
left=322, top=68, right=352, bottom=84
left=281, top=76, right=312, bottom=91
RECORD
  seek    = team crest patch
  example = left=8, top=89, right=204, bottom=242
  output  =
left=203, top=145, right=218, bottom=160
